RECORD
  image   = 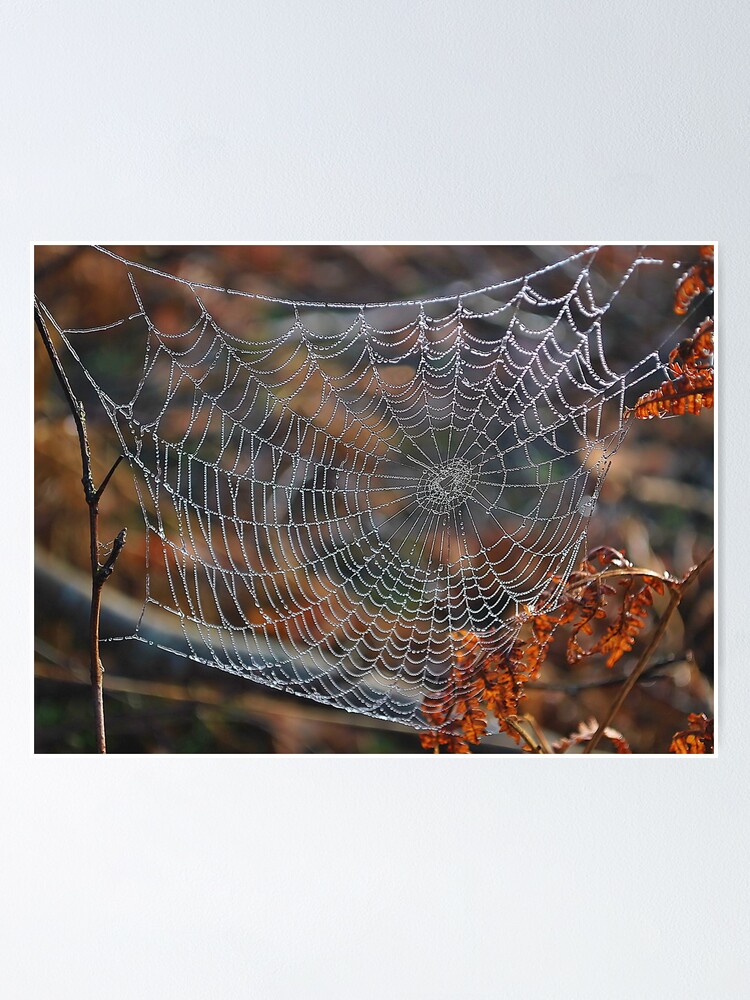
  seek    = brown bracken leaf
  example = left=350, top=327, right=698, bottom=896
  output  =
left=627, top=318, right=713, bottom=420
left=669, top=713, right=714, bottom=753
left=419, top=730, right=473, bottom=754
left=419, top=630, right=537, bottom=753
left=561, top=547, right=668, bottom=668
left=674, top=245, right=714, bottom=315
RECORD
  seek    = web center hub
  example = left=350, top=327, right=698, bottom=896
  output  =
left=417, top=459, right=479, bottom=515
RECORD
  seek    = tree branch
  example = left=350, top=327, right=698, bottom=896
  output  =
left=35, top=300, right=127, bottom=754
left=528, top=657, right=684, bottom=693
left=504, top=715, right=548, bottom=753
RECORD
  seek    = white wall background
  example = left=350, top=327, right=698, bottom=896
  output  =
left=5, top=1, right=748, bottom=996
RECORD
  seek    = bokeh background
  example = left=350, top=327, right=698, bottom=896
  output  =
left=34, top=245, right=714, bottom=753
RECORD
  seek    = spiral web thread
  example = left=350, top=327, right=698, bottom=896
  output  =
left=40, top=246, right=670, bottom=730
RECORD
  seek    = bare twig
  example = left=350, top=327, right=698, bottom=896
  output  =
left=504, top=715, right=547, bottom=753
left=566, top=566, right=677, bottom=590
left=528, top=657, right=684, bottom=693
left=521, top=713, right=553, bottom=754
left=94, top=455, right=124, bottom=504
left=583, top=550, right=713, bottom=754
left=35, top=300, right=127, bottom=754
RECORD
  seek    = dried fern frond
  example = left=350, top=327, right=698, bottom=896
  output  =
left=627, top=318, right=714, bottom=419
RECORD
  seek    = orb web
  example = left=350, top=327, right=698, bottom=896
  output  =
left=38, top=246, right=671, bottom=730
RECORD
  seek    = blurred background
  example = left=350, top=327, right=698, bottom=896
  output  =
left=34, top=245, right=714, bottom=753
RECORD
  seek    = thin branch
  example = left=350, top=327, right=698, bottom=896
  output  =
left=582, top=589, right=680, bottom=755
left=35, top=301, right=127, bottom=754
left=97, top=528, right=127, bottom=583
left=504, top=715, right=547, bottom=754
left=35, top=301, right=95, bottom=500
left=528, top=657, right=684, bottom=693
left=94, top=455, right=125, bottom=504
left=680, top=549, right=715, bottom=589
left=566, top=566, right=677, bottom=589
left=522, top=713, right=553, bottom=754
left=583, top=550, right=713, bottom=754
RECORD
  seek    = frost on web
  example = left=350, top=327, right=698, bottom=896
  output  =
left=39, top=246, right=669, bottom=730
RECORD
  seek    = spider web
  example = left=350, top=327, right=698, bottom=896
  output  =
left=38, top=245, right=672, bottom=730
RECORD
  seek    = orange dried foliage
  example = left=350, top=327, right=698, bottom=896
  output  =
left=627, top=318, right=714, bottom=419
left=419, top=632, right=533, bottom=753
left=629, top=246, right=715, bottom=419
left=419, top=730, right=473, bottom=754
left=536, top=547, right=666, bottom=670
left=587, top=573, right=664, bottom=667
left=669, top=713, right=714, bottom=753
left=674, top=245, right=714, bottom=315
left=553, top=718, right=632, bottom=754
left=420, top=547, right=673, bottom=753
left=517, top=548, right=617, bottom=674
left=420, top=546, right=676, bottom=753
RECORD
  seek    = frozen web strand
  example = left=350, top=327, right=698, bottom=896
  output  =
left=41, top=246, right=668, bottom=730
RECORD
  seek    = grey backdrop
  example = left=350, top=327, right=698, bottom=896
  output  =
left=9, top=1, right=748, bottom=996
